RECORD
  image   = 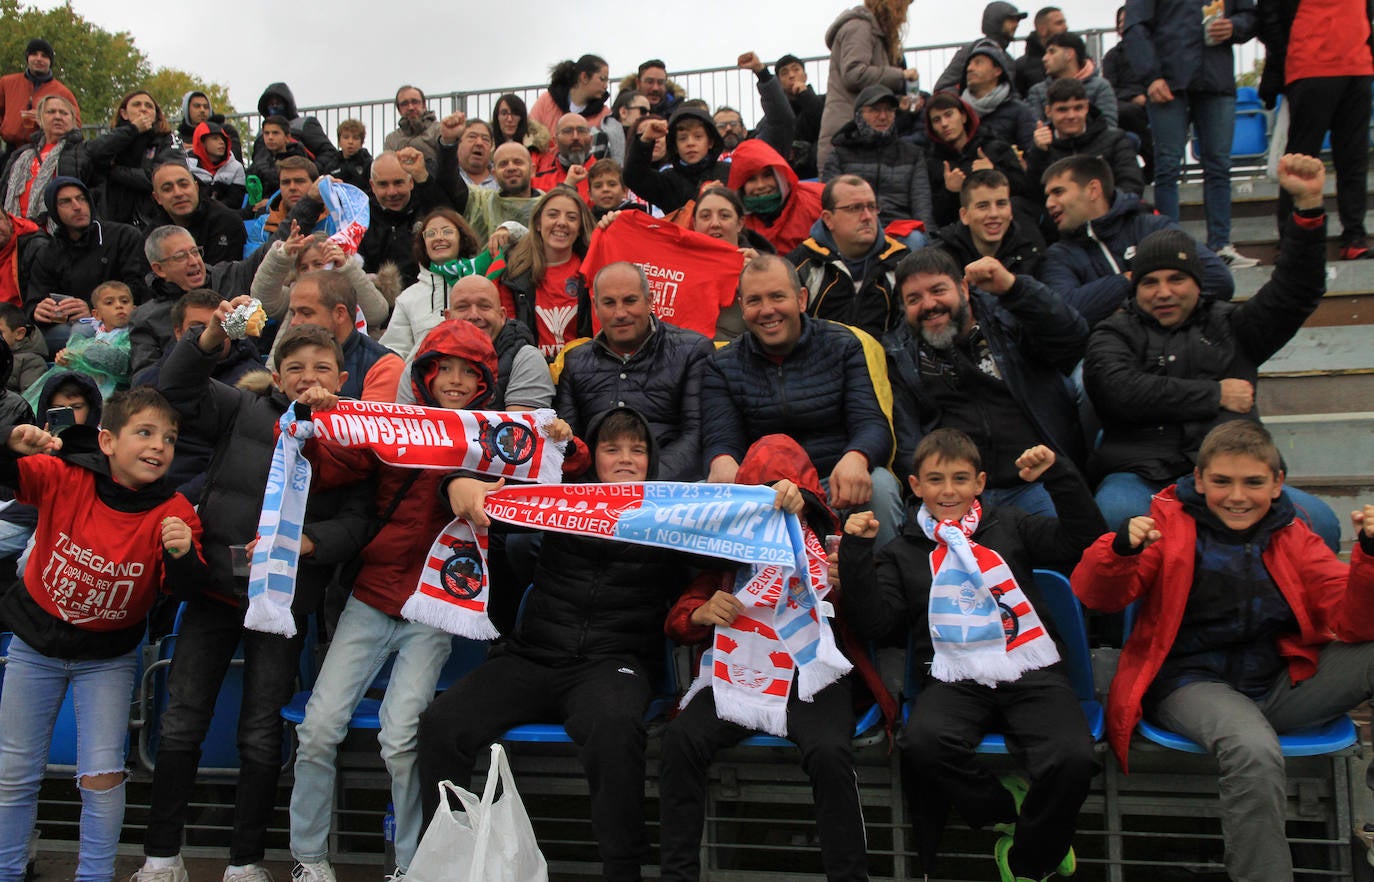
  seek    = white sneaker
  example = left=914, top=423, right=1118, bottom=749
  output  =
left=129, top=855, right=189, bottom=882
left=290, top=862, right=336, bottom=882
left=1216, top=244, right=1259, bottom=268
left=223, top=866, right=274, bottom=882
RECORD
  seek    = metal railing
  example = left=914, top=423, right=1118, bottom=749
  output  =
left=89, top=23, right=1271, bottom=157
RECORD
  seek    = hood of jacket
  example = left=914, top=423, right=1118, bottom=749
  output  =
left=962, top=38, right=1017, bottom=90
left=981, top=1, right=1022, bottom=43
left=826, top=6, right=886, bottom=51
left=40, top=175, right=91, bottom=234
left=409, top=319, right=499, bottom=408
left=735, top=433, right=839, bottom=536
left=191, top=121, right=231, bottom=174
left=583, top=404, right=660, bottom=482
left=256, top=82, right=299, bottom=119
left=925, top=93, right=983, bottom=147
left=36, top=369, right=104, bottom=427
left=726, top=138, right=799, bottom=201
left=665, top=105, right=724, bottom=166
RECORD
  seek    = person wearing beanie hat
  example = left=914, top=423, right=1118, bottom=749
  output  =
left=932, top=2, right=1029, bottom=95
left=0, top=38, right=79, bottom=152
left=1084, top=152, right=1343, bottom=553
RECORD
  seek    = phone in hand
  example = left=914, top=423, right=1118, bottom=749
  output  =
left=45, top=406, right=75, bottom=433
left=47, top=293, right=72, bottom=302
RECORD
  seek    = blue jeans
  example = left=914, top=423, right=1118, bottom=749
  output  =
left=983, top=482, right=1058, bottom=518
left=1094, top=472, right=1342, bottom=553
left=822, top=466, right=905, bottom=550
left=0, top=637, right=138, bottom=882
left=289, top=597, right=452, bottom=872
left=1147, top=91, right=1235, bottom=249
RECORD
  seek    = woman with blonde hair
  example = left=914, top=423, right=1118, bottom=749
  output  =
left=817, top=0, right=919, bottom=167
left=1, top=94, right=90, bottom=220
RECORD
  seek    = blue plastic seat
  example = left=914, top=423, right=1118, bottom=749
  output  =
left=902, top=569, right=1105, bottom=754
left=1122, top=602, right=1358, bottom=756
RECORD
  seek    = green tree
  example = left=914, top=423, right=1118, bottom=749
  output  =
left=142, top=67, right=236, bottom=126
left=0, top=0, right=147, bottom=128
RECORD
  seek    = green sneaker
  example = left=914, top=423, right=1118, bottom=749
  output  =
left=994, top=818, right=1077, bottom=873
left=992, top=774, right=1030, bottom=835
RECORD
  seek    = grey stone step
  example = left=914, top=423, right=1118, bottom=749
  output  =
left=1266, top=412, right=1374, bottom=482
left=1231, top=262, right=1374, bottom=300
left=1259, top=372, right=1374, bottom=417
left=1181, top=210, right=1374, bottom=247
left=1263, top=325, right=1374, bottom=375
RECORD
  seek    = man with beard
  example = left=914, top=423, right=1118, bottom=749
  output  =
left=883, top=247, right=1087, bottom=516
left=712, top=52, right=797, bottom=162
left=532, top=113, right=597, bottom=194
left=384, top=85, right=441, bottom=168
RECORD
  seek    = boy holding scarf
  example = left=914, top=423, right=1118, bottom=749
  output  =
left=134, top=316, right=372, bottom=882
left=839, top=428, right=1105, bottom=882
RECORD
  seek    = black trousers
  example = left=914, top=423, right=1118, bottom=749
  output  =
left=1117, top=98, right=1155, bottom=182
left=1281, top=75, right=1373, bottom=243
left=417, top=650, right=653, bottom=882
left=899, top=666, right=1097, bottom=879
left=658, top=676, right=868, bottom=882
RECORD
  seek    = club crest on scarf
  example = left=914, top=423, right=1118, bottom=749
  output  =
left=439, top=538, right=484, bottom=601
left=472, top=416, right=538, bottom=467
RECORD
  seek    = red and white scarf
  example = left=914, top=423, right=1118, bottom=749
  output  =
left=920, top=501, right=1059, bottom=687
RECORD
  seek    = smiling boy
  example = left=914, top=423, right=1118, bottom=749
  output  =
left=1073, top=420, right=1374, bottom=882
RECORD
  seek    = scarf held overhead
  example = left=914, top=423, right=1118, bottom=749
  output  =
left=455, top=483, right=849, bottom=735
left=920, top=501, right=1059, bottom=687
left=244, top=401, right=565, bottom=637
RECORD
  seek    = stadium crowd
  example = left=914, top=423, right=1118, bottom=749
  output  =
left=0, top=1, right=1373, bottom=881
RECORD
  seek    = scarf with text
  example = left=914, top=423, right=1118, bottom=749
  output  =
left=244, top=401, right=563, bottom=637
left=419, top=482, right=849, bottom=735
left=920, top=500, right=1059, bottom=687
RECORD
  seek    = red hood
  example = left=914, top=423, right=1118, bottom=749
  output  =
left=409, top=319, right=499, bottom=408
left=925, top=92, right=982, bottom=147
left=725, top=140, right=824, bottom=256
left=736, top=434, right=838, bottom=535
left=191, top=121, right=227, bottom=174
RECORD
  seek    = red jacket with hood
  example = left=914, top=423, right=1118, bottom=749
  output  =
left=726, top=140, right=824, bottom=256
left=665, top=433, right=898, bottom=733
left=0, top=211, right=40, bottom=306
left=1072, top=484, right=1374, bottom=770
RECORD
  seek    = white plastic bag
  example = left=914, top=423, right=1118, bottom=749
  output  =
left=407, top=743, right=548, bottom=882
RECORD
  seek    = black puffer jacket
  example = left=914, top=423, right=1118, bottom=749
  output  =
left=823, top=114, right=934, bottom=229
left=1085, top=212, right=1326, bottom=482
left=354, top=178, right=451, bottom=286
left=146, top=196, right=247, bottom=266
left=157, top=333, right=371, bottom=604
left=86, top=120, right=173, bottom=228
left=925, top=99, right=1033, bottom=228
left=554, top=318, right=714, bottom=482
left=930, top=215, right=1045, bottom=277
left=507, top=406, right=691, bottom=670
left=1025, top=111, right=1144, bottom=197
left=701, top=313, right=892, bottom=475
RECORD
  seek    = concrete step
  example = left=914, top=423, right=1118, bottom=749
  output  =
left=1259, top=372, right=1374, bottom=416
left=1266, top=411, right=1374, bottom=481
left=1180, top=210, right=1374, bottom=248
left=1232, top=262, right=1374, bottom=300
left=1264, top=325, right=1374, bottom=375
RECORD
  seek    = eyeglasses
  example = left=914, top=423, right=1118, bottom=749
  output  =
left=497, top=108, right=520, bottom=117
left=832, top=202, right=880, bottom=216
left=157, top=246, right=205, bottom=264
left=423, top=226, right=458, bottom=240
left=716, top=120, right=745, bottom=131
left=559, top=126, right=591, bottom=136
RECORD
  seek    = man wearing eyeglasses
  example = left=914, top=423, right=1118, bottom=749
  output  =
left=147, top=161, right=247, bottom=266
left=787, top=175, right=910, bottom=339
left=129, top=224, right=267, bottom=375
left=531, top=113, right=598, bottom=196
left=26, top=177, right=149, bottom=350
left=383, top=85, right=441, bottom=169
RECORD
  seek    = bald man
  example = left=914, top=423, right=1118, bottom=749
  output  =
left=532, top=112, right=599, bottom=194
left=395, top=276, right=553, bottom=410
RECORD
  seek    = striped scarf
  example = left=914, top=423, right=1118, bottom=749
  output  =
left=244, top=405, right=315, bottom=636
left=920, top=501, right=1060, bottom=687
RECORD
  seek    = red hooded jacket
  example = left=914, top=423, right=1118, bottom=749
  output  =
left=665, top=433, right=899, bottom=734
left=0, top=212, right=40, bottom=307
left=726, top=140, right=824, bottom=256
left=1072, top=484, right=1374, bottom=771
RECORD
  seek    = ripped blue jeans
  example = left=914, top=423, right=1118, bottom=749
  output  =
left=0, top=636, right=137, bottom=882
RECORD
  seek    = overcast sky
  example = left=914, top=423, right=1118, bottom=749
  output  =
left=42, top=0, right=1116, bottom=113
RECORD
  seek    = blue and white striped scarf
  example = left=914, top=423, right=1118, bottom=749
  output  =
left=244, top=406, right=314, bottom=637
